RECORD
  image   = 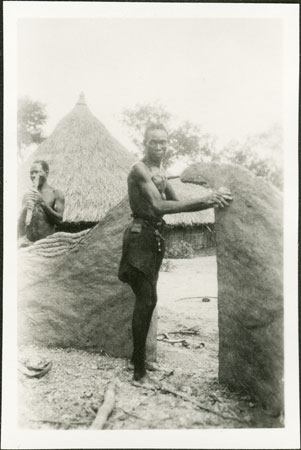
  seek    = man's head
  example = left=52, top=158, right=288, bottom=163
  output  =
left=143, top=123, right=168, bottom=163
left=30, top=160, right=49, bottom=187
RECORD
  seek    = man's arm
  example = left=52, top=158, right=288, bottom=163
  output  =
left=131, top=163, right=232, bottom=215
left=40, top=190, right=65, bottom=224
left=165, top=180, right=180, bottom=201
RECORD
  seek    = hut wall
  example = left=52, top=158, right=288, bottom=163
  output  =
left=56, top=221, right=98, bottom=233
left=182, top=162, right=283, bottom=416
left=18, top=197, right=157, bottom=361
left=165, top=225, right=216, bottom=257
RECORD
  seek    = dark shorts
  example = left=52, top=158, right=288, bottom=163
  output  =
left=118, top=218, right=165, bottom=286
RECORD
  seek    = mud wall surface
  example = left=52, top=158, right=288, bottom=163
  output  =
left=18, top=197, right=156, bottom=360
left=182, top=163, right=283, bottom=414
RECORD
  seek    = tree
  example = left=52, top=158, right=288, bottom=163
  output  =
left=121, top=103, right=215, bottom=167
left=121, top=103, right=172, bottom=154
left=121, top=103, right=282, bottom=189
left=215, top=125, right=283, bottom=189
left=17, top=96, right=47, bottom=159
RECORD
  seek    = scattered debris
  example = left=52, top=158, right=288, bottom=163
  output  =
left=176, top=296, right=217, bottom=302
left=115, top=407, right=143, bottom=421
left=18, top=275, right=282, bottom=431
left=158, top=383, right=246, bottom=424
left=30, top=418, right=90, bottom=426
left=18, top=344, right=282, bottom=430
left=159, top=370, right=174, bottom=381
left=158, top=332, right=170, bottom=339
left=23, top=357, right=50, bottom=371
left=157, top=336, right=190, bottom=347
left=182, top=341, right=190, bottom=348
left=195, top=343, right=205, bottom=349
left=113, top=391, right=157, bottom=423
left=80, top=390, right=93, bottom=399
left=20, top=361, right=53, bottom=379
left=167, top=326, right=200, bottom=336
left=181, top=385, right=193, bottom=395
left=209, top=393, right=221, bottom=404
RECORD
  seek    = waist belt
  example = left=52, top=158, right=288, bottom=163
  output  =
left=131, top=214, right=166, bottom=229
left=131, top=214, right=165, bottom=253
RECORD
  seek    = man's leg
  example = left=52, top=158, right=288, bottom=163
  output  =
left=127, top=268, right=157, bottom=381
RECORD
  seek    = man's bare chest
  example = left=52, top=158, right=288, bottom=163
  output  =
left=41, top=189, right=56, bottom=207
left=147, top=167, right=167, bottom=195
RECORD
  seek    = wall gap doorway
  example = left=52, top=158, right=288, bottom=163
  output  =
left=157, top=248, right=219, bottom=382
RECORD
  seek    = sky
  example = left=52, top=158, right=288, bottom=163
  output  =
left=18, top=18, right=282, bottom=153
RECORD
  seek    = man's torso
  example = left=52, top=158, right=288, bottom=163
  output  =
left=23, top=186, right=57, bottom=242
left=128, top=162, right=167, bottom=221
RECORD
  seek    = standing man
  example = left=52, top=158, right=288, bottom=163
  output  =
left=118, top=123, right=232, bottom=387
left=18, top=160, right=65, bottom=245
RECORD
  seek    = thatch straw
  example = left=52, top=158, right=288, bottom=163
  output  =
left=165, top=178, right=215, bottom=226
left=21, top=229, right=93, bottom=258
left=19, top=93, right=135, bottom=222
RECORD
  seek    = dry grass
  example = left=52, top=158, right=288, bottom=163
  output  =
left=165, top=178, right=215, bottom=226
left=21, top=229, right=93, bottom=258
left=18, top=97, right=215, bottom=226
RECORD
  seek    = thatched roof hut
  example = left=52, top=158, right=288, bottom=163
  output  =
left=164, top=178, right=216, bottom=257
left=20, top=93, right=135, bottom=224
left=165, top=178, right=214, bottom=227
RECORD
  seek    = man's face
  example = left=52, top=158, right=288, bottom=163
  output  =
left=144, top=129, right=168, bottom=162
left=30, top=163, right=47, bottom=186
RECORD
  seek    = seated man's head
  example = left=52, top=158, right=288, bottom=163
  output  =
left=143, top=123, right=168, bottom=163
left=30, top=160, right=49, bottom=187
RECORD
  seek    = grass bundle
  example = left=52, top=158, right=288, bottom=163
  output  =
left=165, top=178, right=215, bottom=227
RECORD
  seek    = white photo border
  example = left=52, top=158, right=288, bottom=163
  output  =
left=2, top=2, right=300, bottom=449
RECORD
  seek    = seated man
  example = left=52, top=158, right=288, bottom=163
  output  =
left=18, top=160, right=65, bottom=246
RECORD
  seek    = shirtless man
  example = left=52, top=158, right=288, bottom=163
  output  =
left=18, top=160, right=65, bottom=245
left=118, top=123, right=232, bottom=387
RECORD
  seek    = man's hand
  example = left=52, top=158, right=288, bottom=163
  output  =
left=24, top=189, right=44, bottom=208
left=207, top=187, right=233, bottom=208
left=25, top=199, right=35, bottom=210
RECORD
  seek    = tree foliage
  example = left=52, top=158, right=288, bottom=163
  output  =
left=215, top=125, right=283, bottom=189
left=121, top=103, right=282, bottom=189
left=121, top=103, right=214, bottom=166
left=17, top=96, right=47, bottom=157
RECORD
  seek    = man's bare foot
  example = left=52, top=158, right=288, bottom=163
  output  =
left=126, top=360, right=160, bottom=372
left=126, top=360, right=134, bottom=371
left=145, top=361, right=160, bottom=371
left=131, top=373, right=161, bottom=390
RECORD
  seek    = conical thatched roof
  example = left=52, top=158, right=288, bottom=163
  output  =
left=20, top=93, right=135, bottom=222
left=165, top=178, right=215, bottom=227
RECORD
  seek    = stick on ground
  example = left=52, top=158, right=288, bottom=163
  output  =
left=31, top=418, right=90, bottom=426
left=160, top=383, right=245, bottom=423
left=90, top=381, right=116, bottom=429
left=157, top=337, right=188, bottom=345
left=168, top=330, right=199, bottom=336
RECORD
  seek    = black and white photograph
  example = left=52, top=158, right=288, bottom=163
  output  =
left=2, top=2, right=300, bottom=449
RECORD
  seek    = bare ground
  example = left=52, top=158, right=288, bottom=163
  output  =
left=18, top=256, right=282, bottom=430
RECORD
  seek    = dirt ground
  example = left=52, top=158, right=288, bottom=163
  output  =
left=18, top=256, right=282, bottom=430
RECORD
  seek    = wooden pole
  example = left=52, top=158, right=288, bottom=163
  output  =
left=89, top=381, right=116, bottom=429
